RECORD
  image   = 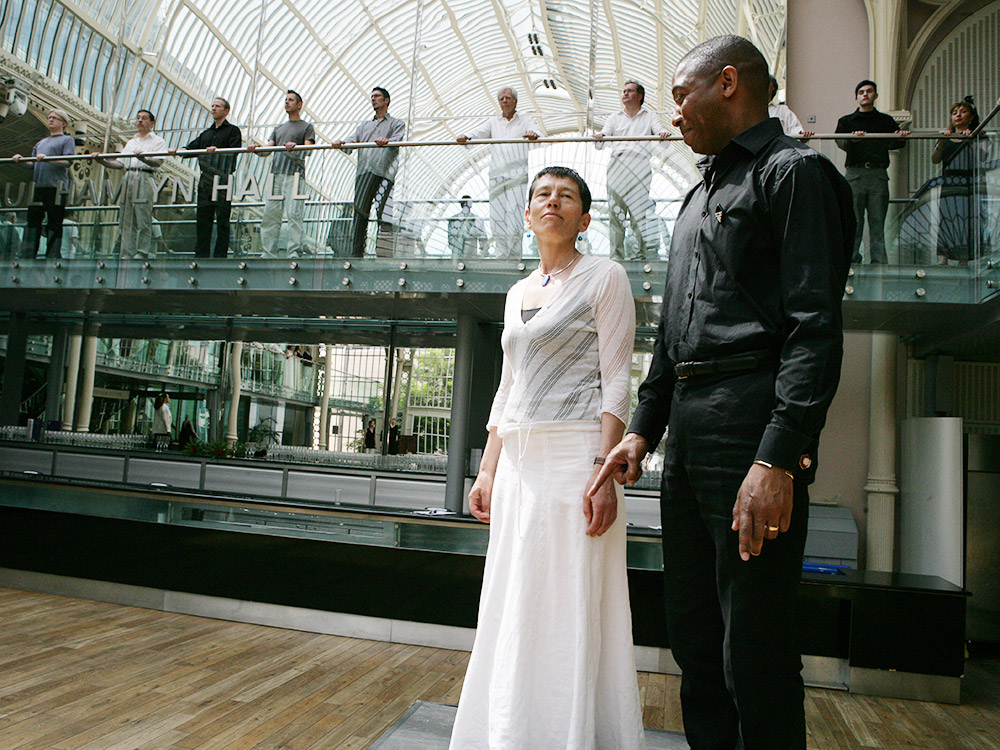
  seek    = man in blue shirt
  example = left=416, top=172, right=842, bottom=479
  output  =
left=12, top=109, right=76, bottom=259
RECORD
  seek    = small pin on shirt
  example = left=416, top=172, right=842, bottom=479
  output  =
left=714, top=204, right=724, bottom=223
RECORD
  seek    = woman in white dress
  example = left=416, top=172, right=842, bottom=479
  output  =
left=449, top=167, right=645, bottom=749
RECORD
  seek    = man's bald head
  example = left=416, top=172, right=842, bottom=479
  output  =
left=677, top=35, right=770, bottom=108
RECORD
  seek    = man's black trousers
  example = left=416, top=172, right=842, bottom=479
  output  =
left=351, top=171, right=393, bottom=257
left=195, top=178, right=232, bottom=258
left=660, top=367, right=808, bottom=750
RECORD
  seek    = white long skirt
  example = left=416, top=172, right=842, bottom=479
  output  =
left=449, top=421, right=646, bottom=750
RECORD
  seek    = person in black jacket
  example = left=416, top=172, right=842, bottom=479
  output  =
left=835, top=80, right=909, bottom=264
left=170, top=97, right=242, bottom=257
left=591, top=35, right=855, bottom=750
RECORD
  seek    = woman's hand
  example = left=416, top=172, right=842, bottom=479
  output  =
left=583, top=465, right=618, bottom=537
left=469, top=471, right=494, bottom=523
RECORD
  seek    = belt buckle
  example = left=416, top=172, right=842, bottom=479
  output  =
left=675, top=362, right=692, bottom=380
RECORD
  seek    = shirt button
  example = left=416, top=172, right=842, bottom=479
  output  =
left=687, top=293, right=692, bottom=299
left=701, top=211, right=708, bottom=218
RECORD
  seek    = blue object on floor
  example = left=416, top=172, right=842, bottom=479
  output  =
left=802, top=560, right=850, bottom=574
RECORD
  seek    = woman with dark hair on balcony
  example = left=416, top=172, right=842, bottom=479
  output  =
left=450, top=167, right=644, bottom=749
left=931, top=96, right=981, bottom=265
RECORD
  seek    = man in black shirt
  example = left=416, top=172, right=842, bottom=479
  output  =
left=835, top=80, right=909, bottom=263
left=591, top=35, right=853, bottom=749
left=170, top=97, right=242, bottom=257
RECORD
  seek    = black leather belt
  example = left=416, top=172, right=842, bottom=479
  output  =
left=675, top=351, right=776, bottom=380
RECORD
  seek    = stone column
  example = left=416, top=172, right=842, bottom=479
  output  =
left=225, top=341, right=243, bottom=447
left=319, top=344, right=333, bottom=450
left=62, top=330, right=83, bottom=430
left=865, top=331, right=899, bottom=571
left=74, top=331, right=99, bottom=432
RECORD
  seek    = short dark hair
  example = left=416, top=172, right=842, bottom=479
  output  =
left=677, top=35, right=769, bottom=105
left=372, top=87, right=390, bottom=103
left=624, top=80, right=645, bottom=105
left=768, top=74, right=778, bottom=101
left=287, top=90, right=303, bottom=104
left=137, top=109, right=155, bottom=123
left=214, top=97, right=231, bottom=110
left=855, top=80, right=877, bottom=95
left=528, top=166, right=592, bottom=214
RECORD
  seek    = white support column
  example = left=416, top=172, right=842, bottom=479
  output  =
left=865, top=331, right=900, bottom=571
left=318, top=345, right=333, bottom=450
left=74, top=335, right=98, bottom=433
left=62, top=332, right=83, bottom=431
left=225, top=341, right=243, bottom=447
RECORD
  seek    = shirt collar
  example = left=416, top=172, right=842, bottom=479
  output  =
left=700, top=117, right=781, bottom=181
left=729, top=117, right=783, bottom=156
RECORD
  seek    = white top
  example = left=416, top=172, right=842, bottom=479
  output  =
left=488, top=254, right=635, bottom=431
left=598, top=108, right=670, bottom=157
left=152, top=403, right=172, bottom=434
left=121, top=132, right=168, bottom=168
left=463, top=111, right=541, bottom=175
left=769, top=103, right=805, bottom=136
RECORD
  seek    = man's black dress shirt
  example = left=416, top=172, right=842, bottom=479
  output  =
left=834, top=108, right=905, bottom=168
left=629, top=118, right=855, bottom=477
left=185, top=120, right=242, bottom=188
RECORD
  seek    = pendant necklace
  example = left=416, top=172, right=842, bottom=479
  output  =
left=539, top=252, right=580, bottom=287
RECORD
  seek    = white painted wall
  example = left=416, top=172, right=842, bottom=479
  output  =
left=810, top=332, right=875, bottom=566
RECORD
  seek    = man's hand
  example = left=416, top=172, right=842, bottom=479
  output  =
left=524, top=131, right=539, bottom=141
left=331, top=140, right=344, bottom=149
left=586, top=433, right=649, bottom=501
left=732, top=462, right=794, bottom=561
left=374, top=137, right=389, bottom=146
left=800, top=130, right=815, bottom=139
left=283, top=141, right=297, bottom=150
left=205, top=146, right=217, bottom=154
left=456, top=135, right=470, bottom=143
left=658, top=131, right=670, bottom=139
left=468, top=470, right=493, bottom=523
left=594, top=133, right=606, bottom=140
left=852, top=130, right=866, bottom=136
left=897, top=130, right=911, bottom=138
left=583, top=465, right=618, bottom=537
left=246, top=143, right=258, bottom=153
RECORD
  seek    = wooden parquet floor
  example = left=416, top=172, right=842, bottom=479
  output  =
left=0, top=587, right=998, bottom=749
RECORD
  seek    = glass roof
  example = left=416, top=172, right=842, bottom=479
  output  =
left=7, top=0, right=787, bottom=202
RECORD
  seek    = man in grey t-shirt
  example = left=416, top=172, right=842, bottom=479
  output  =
left=11, top=108, right=76, bottom=259
left=248, top=90, right=315, bottom=257
left=332, top=87, right=405, bottom=257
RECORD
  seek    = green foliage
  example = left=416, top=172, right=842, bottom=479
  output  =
left=247, top=417, right=281, bottom=447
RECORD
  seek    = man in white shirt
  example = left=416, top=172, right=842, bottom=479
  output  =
left=768, top=75, right=814, bottom=139
left=457, top=87, right=540, bottom=258
left=96, top=110, right=167, bottom=258
left=596, top=81, right=670, bottom=260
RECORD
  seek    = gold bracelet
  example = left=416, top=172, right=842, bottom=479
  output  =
left=753, top=459, right=794, bottom=479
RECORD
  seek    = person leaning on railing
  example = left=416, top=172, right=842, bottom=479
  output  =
left=94, top=110, right=167, bottom=259
left=930, top=96, right=981, bottom=266
left=10, top=108, right=76, bottom=260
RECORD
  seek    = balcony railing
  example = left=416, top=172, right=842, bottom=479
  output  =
left=1, top=122, right=998, bottom=304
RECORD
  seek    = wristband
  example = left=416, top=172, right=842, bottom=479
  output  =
left=593, top=456, right=606, bottom=465
left=754, top=459, right=794, bottom=479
